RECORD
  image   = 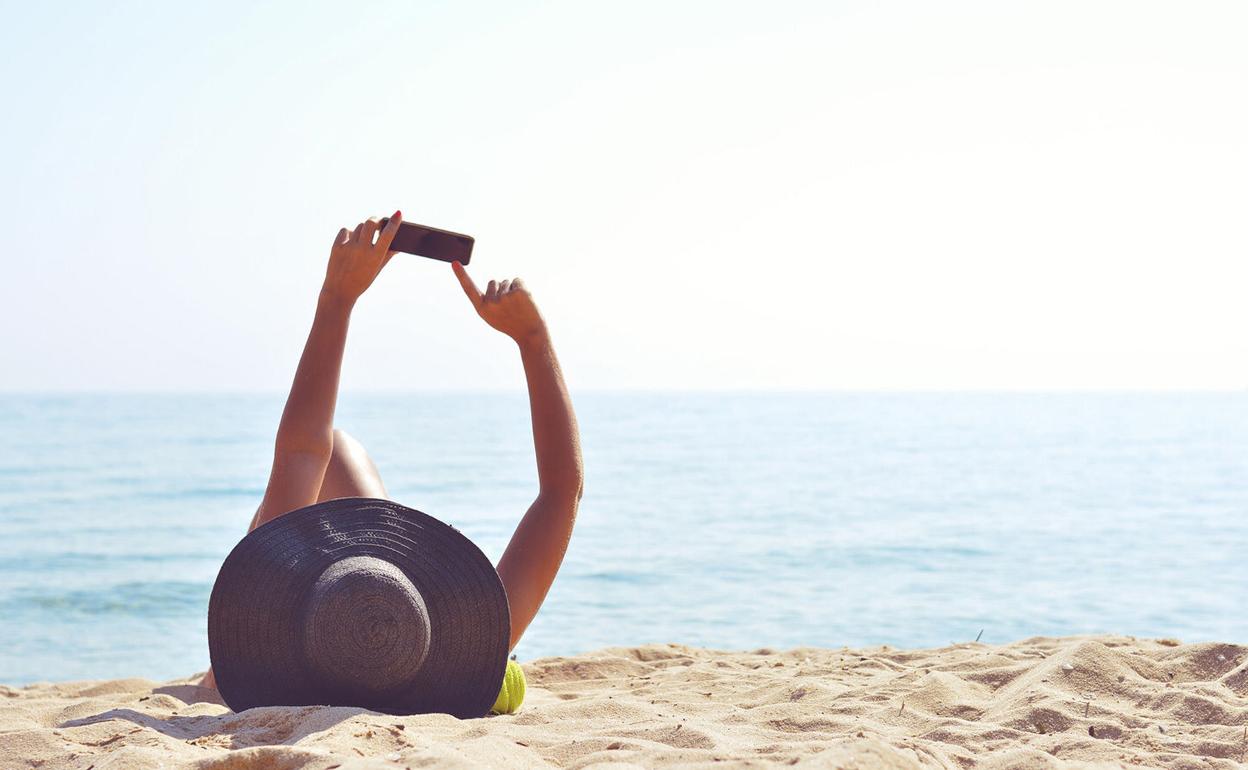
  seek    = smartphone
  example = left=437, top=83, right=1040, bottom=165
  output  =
left=379, top=218, right=474, bottom=264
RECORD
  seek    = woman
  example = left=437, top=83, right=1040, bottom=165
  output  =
left=200, top=211, right=584, bottom=691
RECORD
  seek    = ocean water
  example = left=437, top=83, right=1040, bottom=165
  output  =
left=0, top=392, right=1245, bottom=685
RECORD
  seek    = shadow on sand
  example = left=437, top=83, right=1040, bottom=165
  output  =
left=59, top=700, right=377, bottom=750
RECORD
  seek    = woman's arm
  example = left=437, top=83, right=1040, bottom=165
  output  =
left=249, top=213, right=403, bottom=531
left=202, top=213, right=403, bottom=690
left=452, top=262, right=584, bottom=650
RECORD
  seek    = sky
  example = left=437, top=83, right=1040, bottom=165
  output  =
left=1, top=0, right=1245, bottom=392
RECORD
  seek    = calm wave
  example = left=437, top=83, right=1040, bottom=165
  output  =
left=0, top=392, right=1245, bottom=684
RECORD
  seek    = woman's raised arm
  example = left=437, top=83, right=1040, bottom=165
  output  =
left=452, top=261, right=584, bottom=650
left=249, top=212, right=403, bottom=532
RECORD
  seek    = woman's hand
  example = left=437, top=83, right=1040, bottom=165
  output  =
left=321, top=211, right=403, bottom=305
left=452, top=261, right=548, bottom=345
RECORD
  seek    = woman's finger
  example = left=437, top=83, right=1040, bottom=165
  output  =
left=452, top=261, right=484, bottom=311
left=351, top=222, right=365, bottom=243
left=360, top=217, right=381, bottom=247
left=498, top=279, right=512, bottom=296
left=510, top=277, right=524, bottom=292
left=377, top=210, right=402, bottom=253
left=334, top=227, right=350, bottom=246
left=486, top=280, right=498, bottom=301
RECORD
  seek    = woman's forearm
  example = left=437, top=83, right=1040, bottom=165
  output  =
left=274, top=290, right=353, bottom=457
left=517, top=328, right=584, bottom=502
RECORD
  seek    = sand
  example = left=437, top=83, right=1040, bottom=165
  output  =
left=2, top=636, right=1246, bottom=769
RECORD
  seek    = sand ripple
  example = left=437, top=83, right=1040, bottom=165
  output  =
left=1, top=636, right=1246, bottom=768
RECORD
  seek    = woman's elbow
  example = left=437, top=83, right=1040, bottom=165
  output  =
left=542, top=471, right=583, bottom=507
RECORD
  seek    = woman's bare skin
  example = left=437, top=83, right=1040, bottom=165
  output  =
left=200, top=212, right=583, bottom=691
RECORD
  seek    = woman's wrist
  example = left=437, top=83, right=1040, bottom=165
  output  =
left=318, top=286, right=356, bottom=315
left=514, top=324, right=551, bottom=353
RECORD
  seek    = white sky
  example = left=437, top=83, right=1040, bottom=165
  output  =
left=1, top=1, right=1245, bottom=392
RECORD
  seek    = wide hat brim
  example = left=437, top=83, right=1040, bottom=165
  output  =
left=207, top=497, right=510, bottom=718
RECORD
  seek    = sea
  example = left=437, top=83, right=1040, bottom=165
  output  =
left=0, top=392, right=1245, bottom=685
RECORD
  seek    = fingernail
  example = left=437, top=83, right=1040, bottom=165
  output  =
left=394, top=209, right=401, bottom=218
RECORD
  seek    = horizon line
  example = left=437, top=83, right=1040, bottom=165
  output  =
left=1, top=387, right=1246, bottom=396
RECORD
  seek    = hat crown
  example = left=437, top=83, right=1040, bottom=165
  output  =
left=300, top=555, right=431, bottom=697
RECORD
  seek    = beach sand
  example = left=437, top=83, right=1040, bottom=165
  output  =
left=2, top=636, right=1246, bottom=769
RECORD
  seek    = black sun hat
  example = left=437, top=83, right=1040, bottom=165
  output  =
left=207, top=497, right=510, bottom=718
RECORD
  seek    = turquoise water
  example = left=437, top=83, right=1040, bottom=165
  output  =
left=0, top=392, right=1245, bottom=685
